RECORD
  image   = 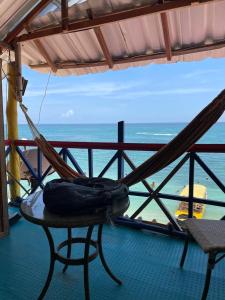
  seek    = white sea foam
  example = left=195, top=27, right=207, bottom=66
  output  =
left=153, top=133, right=175, bottom=136
left=136, top=132, right=175, bottom=136
left=136, top=132, right=151, bottom=135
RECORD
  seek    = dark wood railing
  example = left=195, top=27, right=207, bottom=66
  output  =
left=4, top=122, right=225, bottom=238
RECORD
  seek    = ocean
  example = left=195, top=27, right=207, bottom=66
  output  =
left=15, top=123, right=225, bottom=223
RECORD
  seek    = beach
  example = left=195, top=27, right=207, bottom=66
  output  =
left=15, top=122, right=225, bottom=224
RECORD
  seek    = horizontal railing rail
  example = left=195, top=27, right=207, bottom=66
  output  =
left=5, top=139, right=225, bottom=153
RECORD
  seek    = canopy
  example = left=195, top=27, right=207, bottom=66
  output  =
left=1, top=0, right=225, bottom=76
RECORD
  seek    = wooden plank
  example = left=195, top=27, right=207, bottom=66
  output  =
left=29, top=60, right=107, bottom=70
left=29, top=52, right=166, bottom=70
left=160, top=12, right=172, bottom=61
left=0, top=59, right=9, bottom=237
left=16, top=0, right=217, bottom=43
left=94, top=27, right=113, bottom=69
left=28, top=38, right=225, bottom=70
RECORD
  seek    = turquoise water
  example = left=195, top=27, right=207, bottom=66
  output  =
left=15, top=123, right=225, bottom=223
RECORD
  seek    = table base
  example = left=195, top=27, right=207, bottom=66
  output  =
left=38, top=224, right=122, bottom=300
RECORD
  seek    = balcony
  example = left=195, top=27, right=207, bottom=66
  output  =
left=3, top=120, right=225, bottom=299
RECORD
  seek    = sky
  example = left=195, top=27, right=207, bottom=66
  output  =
left=3, top=57, right=225, bottom=124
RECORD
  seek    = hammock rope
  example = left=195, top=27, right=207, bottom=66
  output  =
left=19, top=89, right=225, bottom=187
left=20, top=103, right=82, bottom=179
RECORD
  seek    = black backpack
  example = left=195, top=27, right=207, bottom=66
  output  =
left=43, top=177, right=129, bottom=216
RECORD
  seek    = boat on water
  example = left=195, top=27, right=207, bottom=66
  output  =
left=175, top=184, right=207, bottom=221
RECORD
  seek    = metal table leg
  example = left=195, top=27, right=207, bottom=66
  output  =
left=84, top=225, right=94, bottom=300
left=38, top=226, right=55, bottom=300
left=63, top=228, right=72, bottom=273
left=98, top=224, right=122, bottom=285
left=38, top=224, right=121, bottom=300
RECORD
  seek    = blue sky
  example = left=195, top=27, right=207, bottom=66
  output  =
left=7, top=57, right=225, bottom=124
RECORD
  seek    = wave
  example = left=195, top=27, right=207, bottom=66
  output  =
left=136, top=132, right=175, bottom=136
left=153, top=133, right=175, bottom=136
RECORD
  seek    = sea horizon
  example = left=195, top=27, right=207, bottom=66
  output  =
left=14, top=121, right=225, bottom=125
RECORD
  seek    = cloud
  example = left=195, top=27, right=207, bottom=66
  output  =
left=25, top=81, right=139, bottom=98
left=109, top=87, right=218, bottom=100
left=23, top=77, right=218, bottom=105
left=61, top=109, right=74, bottom=118
left=183, top=69, right=219, bottom=79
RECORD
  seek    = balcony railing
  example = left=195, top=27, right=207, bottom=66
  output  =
left=4, top=122, right=225, bottom=238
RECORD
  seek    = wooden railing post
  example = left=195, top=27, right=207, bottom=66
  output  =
left=88, top=149, right=93, bottom=178
left=117, top=121, right=124, bottom=179
left=188, top=153, right=195, bottom=218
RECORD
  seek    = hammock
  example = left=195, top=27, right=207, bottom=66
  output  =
left=20, top=89, right=225, bottom=187
left=121, top=89, right=225, bottom=186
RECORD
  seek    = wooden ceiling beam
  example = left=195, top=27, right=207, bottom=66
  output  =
left=160, top=12, right=172, bottom=61
left=28, top=38, right=225, bottom=70
left=87, top=9, right=113, bottom=69
left=24, top=25, right=57, bottom=73
left=32, top=39, right=57, bottom=73
left=94, top=27, right=113, bottom=69
left=61, top=0, right=69, bottom=31
left=4, top=0, right=52, bottom=45
left=16, top=0, right=216, bottom=43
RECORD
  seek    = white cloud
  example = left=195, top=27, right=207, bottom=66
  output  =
left=25, top=81, right=139, bottom=98
left=23, top=78, right=218, bottom=104
left=183, top=69, right=219, bottom=79
left=109, top=87, right=218, bottom=100
left=61, top=109, right=74, bottom=118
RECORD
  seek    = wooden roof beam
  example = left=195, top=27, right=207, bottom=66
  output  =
left=61, top=0, right=69, bottom=31
left=28, top=38, right=225, bottom=70
left=93, top=27, right=113, bottom=69
left=87, top=9, right=113, bottom=69
left=33, top=39, right=57, bottom=73
left=25, top=24, right=57, bottom=73
left=3, top=0, right=52, bottom=45
left=16, top=0, right=217, bottom=43
left=160, top=12, right=172, bottom=61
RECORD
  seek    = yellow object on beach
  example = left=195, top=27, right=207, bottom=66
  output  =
left=175, top=184, right=207, bottom=221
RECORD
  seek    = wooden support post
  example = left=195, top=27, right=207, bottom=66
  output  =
left=0, top=59, right=9, bottom=237
left=14, top=43, right=23, bottom=102
left=6, top=62, right=21, bottom=201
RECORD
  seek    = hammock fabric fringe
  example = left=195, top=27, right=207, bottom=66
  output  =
left=20, top=89, right=225, bottom=187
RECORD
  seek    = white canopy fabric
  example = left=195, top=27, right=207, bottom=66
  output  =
left=1, top=0, right=225, bottom=76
